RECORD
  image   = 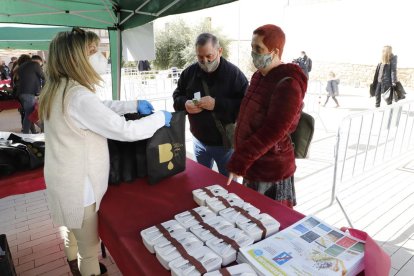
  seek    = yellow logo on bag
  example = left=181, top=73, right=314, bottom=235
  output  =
left=159, top=143, right=174, bottom=170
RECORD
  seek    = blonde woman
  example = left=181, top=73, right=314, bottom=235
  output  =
left=372, top=45, right=398, bottom=107
left=323, top=71, right=340, bottom=107
left=39, top=28, right=171, bottom=276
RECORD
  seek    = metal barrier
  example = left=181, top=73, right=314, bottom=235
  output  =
left=304, top=80, right=328, bottom=132
left=96, top=68, right=183, bottom=101
left=327, top=99, right=414, bottom=227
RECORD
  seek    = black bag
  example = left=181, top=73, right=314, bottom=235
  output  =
left=0, top=234, right=17, bottom=276
left=146, top=111, right=186, bottom=184
left=107, top=113, right=147, bottom=185
left=369, top=83, right=376, bottom=97
left=291, top=112, right=315, bottom=159
left=393, top=81, right=406, bottom=102
left=0, top=141, right=43, bottom=176
left=370, top=64, right=380, bottom=97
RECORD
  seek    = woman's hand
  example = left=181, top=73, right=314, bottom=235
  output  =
left=226, top=172, right=240, bottom=186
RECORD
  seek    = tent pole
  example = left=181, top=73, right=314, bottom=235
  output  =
left=108, top=28, right=121, bottom=100
left=108, top=5, right=121, bottom=100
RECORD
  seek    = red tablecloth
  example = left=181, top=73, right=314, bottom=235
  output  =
left=0, top=99, right=20, bottom=111
left=0, top=79, right=11, bottom=85
left=98, top=159, right=305, bottom=276
left=0, top=168, right=45, bottom=198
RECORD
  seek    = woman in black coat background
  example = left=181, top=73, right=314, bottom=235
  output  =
left=372, top=45, right=398, bottom=107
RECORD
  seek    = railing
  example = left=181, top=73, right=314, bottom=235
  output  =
left=327, top=100, right=414, bottom=227
left=96, top=68, right=183, bottom=101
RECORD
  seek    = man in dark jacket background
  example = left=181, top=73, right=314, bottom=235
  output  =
left=17, top=55, right=45, bottom=133
left=293, top=51, right=312, bottom=78
left=173, top=33, right=248, bottom=176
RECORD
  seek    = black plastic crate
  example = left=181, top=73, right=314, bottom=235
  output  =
left=0, top=234, right=17, bottom=276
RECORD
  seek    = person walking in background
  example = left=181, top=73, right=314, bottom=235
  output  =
left=12, top=54, right=34, bottom=132
left=323, top=71, right=340, bottom=107
left=173, top=32, right=248, bottom=176
left=17, top=55, right=45, bottom=133
left=371, top=45, right=398, bottom=107
left=226, top=24, right=307, bottom=208
left=39, top=28, right=171, bottom=276
left=293, top=51, right=312, bottom=78
left=8, top=57, right=17, bottom=70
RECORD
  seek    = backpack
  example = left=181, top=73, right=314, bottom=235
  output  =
left=276, top=77, right=315, bottom=159
left=291, top=112, right=315, bottom=158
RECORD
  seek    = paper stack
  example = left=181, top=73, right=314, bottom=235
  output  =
left=238, top=215, right=365, bottom=276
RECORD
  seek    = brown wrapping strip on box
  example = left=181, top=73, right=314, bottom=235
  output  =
left=201, top=187, right=216, bottom=198
left=219, top=267, right=231, bottom=276
left=232, top=206, right=267, bottom=240
left=216, top=196, right=232, bottom=208
left=155, top=224, right=207, bottom=274
left=189, top=210, right=240, bottom=251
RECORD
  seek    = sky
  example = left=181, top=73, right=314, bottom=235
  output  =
left=154, top=0, right=414, bottom=67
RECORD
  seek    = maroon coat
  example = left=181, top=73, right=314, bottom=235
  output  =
left=227, top=63, right=307, bottom=182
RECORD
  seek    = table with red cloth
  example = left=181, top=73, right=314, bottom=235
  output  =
left=0, top=79, right=20, bottom=112
left=98, top=159, right=305, bottom=276
left=0, top=99, right=21, bottom=112
left=0, top=168, right=45, bottom=198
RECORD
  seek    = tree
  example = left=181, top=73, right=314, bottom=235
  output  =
left=153, top=18, right=230, bottom=70
left=181, top=18, right=230, bottom=68
left=153, top=19, right=191, bottom=70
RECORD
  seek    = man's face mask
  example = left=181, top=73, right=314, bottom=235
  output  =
left=251, top=51, right=273, bottom=69
left=198, top=55, right=220, bottom=73
left=89, top=51, right=108, bottom=75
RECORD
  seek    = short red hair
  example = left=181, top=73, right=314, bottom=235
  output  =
left=253, top=24, right=285, bottom=58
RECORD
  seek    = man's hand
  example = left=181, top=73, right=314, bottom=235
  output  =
left=197, top=96, right=215, bottom=111
left=185, top=100, right=203, bottom=114
left=226, top=172, right=241, bottom=186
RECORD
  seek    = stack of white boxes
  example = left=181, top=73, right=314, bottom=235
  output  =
left=140, top=185, right=281, bottom=276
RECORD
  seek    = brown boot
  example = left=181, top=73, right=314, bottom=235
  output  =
left=67, top=259, right=81, bottom=276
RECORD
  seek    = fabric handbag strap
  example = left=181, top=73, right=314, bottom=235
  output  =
left=201, top=79, right=232, bottom=148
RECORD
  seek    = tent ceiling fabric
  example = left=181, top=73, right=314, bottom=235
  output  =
left=0, top=26, right=70, bottom=50
left=0, top=0, right=238, bottom=30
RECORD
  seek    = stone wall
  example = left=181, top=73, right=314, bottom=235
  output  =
left=309, top=62, right=414, bottom=89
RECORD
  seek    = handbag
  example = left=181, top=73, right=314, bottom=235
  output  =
left=393, top=81, right=406, bottom=102
left=107, top=113, right=148, bottom=185
left=276, top=77, right=315, bottom=159
left=369, top=64, right=380, bottom=97
left=369, top=83, right=376, bottom=97
left=146, top=111, right=186, bottom=184
left=201, top=79, right=235, bottom=149
left=382, top=87, right=393, bottom=105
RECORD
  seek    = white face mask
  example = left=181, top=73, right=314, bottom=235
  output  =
left=89, top=51, right=108, bottom=75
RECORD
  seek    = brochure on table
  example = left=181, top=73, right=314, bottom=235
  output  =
left=238, top=215, right=365, bottom=276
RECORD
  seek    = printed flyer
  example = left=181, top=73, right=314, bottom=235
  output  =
left=238, top=216, right=365, bottom=276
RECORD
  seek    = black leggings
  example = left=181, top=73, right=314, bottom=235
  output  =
left=324, top=96, right=339, bottom=105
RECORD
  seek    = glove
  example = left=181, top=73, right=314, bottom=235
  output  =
left=161, top=111, right=172, bottom=127
left=137, top=100, right=154, bottom=115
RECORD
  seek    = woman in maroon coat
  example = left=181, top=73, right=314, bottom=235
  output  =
left=226, top=24, right=307, bottom=208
